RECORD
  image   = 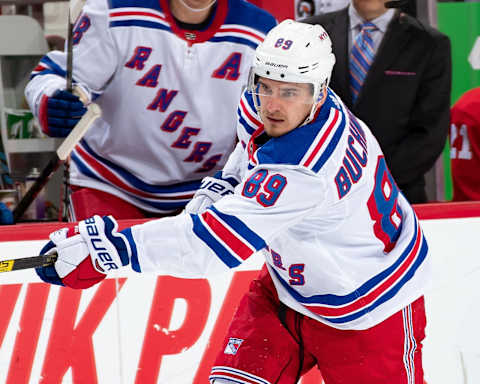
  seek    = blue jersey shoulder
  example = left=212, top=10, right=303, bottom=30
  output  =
left=256, top=124, right=321, bottom=167
left=109, top=0, right=162, bottom=11
left=225, top=0, right=276, bottom=34
left=256, top=89, right=345, bottom=169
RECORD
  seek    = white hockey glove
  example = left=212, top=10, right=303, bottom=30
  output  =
left=185, top=171, right=239, bottom=214
left=36, top=215, right=132, bottom=289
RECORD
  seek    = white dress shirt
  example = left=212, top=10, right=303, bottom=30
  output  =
left=348, top=4, right=395, bottom=55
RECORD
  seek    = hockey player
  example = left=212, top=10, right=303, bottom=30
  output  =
left=24, top=0, right=276, bottom=220
left=36, top=20, right=430, bottom=383
left=450, top=87, right=480, bottom=201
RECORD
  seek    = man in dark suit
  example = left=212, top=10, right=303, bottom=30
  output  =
left=303, top=0, right=451, bottom=203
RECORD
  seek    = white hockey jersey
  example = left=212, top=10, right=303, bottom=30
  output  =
left=125, top=88, right=431, bottom=330
left=25, top=0, right=276, bottom=213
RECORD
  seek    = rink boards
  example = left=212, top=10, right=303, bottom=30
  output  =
left=0, top=202, right=479, bottom=383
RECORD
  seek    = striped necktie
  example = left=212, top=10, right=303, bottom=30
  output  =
left=350, top=22, right=377, bottom=103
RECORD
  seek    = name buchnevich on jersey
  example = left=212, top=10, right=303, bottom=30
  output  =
left=334, top=111, right=369, bottom=199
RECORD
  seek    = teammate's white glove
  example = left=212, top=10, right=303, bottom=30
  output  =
left=36, top=215, right=132, bottom=289
left=185, top=172, right=239, bottom=214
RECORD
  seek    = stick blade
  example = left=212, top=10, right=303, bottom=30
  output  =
left=56, top=103, right=101, bottom=160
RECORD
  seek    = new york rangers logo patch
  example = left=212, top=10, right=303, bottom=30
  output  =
left=224, top=337, right=244, bottom=355
left=185, top=32, right=196, bottom=41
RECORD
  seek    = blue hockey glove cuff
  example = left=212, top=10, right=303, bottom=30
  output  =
left=36, top=240, right=64, bottom=286
left=38, top=89, right=87, bottom=137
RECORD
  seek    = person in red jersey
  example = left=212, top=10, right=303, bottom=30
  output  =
left=450, top=87, right=480, bottom=201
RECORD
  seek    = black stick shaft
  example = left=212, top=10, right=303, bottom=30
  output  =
left=13, top=155, right=61, bottom=222
left=63, top=11, right=74, bottom=219
left=66, top=11, right=74, bottom=92
left=0, top=253, right=58, bottom=273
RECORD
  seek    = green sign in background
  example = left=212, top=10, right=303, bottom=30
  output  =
left=437, top=2, right=480, bottom=200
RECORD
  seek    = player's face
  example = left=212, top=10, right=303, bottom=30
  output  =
left=255, top=78, right=314, bottom=137
left=352, top=0, right=388, bottom=20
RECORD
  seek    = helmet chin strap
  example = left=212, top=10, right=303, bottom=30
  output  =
left=301, top=84, right=327, bottom=127
left=177, top=0, right=217, bottom=12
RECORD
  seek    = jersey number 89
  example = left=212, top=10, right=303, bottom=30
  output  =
left=242, top=169, right=287, bottom=207
left=367, top=156, right=403, bottom=253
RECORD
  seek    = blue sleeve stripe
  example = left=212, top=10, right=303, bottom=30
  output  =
left=30, top=69, right=57, bottom=80
left=191, top=214, right=242, bottom=268
left=39, top=55, right=67, bottom=77
left=121, top=227, right=140, bottom=272
left=210, top=206, right=266, bottom=252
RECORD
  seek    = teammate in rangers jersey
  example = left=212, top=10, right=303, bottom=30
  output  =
left=24, top=0, right=276, bottom=220
left=36, top=20, right=430, bottom=383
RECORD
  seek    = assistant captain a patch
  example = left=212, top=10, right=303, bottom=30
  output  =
left=224, top=337, right=244, bottom=355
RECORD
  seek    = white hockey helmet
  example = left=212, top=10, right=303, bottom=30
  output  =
left=248, top=19, right=336, bottom=124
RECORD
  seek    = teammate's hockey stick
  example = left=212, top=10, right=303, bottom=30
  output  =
left=66, top=11, right=74, bottom=92
left=63, top=0, right=86, bottom=221
left=13, top=103, right=101, bottom=222
left=66, top=0, right=86, bottom=91
left=12, top=0, right=90, bottom=223
left=0, top=253, right=57, bottom=273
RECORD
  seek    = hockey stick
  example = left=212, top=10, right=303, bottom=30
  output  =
left=66, top=0, right=86, bottom=91
left=12, top=0, right=90, bottom=223
left=63, top=0, right=86, bottom=221
left=13, top=103, right=101, bottom=222
left=0, top=253, right=57, bottom=273
left=66, top=11, right=74, bottom=92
